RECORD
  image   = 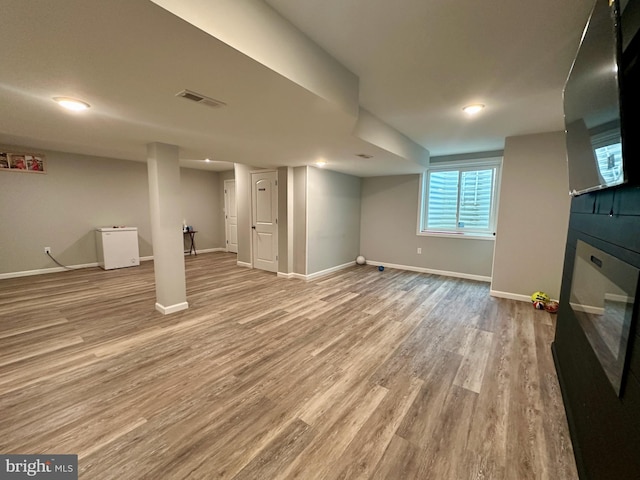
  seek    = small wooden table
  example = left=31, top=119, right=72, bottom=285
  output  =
left=183, top=230, right=197, bottom=255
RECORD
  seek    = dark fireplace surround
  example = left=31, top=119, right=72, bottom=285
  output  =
left=552, top=190, right=640, bottom=479
left=569, top=239, right=637, bottom=397
left=552, top=1, right=640, bottom=478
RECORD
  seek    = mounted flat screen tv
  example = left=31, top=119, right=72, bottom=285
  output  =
left=564, top=0, right=626, bottom=196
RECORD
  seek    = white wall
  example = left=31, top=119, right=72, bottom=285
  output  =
left=233, top=165, right=360, bottom=276
left=490, top=131, right=570, bottom=300
left=277, top=167, right=290, bottom=273
left=360, top=174, right=495, bottom=279
left=353, top=108, right=429, bottom=167
left=180, top=167, right=224, bottom=252
left=307, top=167, right=361, bottom=274
left=218, top=169, right=235, bottom=252
left=150, top=0, right=359, bottom=116
left=1, top=132, right=571, bottom=290
left=234, top=164, right=311, bottom=274
left=0, top=145, right=224, bottom=275
left=234, top=163, right=254, bottom=265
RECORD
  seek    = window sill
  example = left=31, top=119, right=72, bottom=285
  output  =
left=417, top=230, right=496, bottom=241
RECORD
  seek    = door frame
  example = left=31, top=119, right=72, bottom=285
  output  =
left=224, top=179, right=237, bottom=253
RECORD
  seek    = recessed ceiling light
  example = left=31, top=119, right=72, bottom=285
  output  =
left=315, top=160, right=327, bottom=167
left=462, top=104, right=485, bottom=115
left=53, top=97, right=90, bottom=111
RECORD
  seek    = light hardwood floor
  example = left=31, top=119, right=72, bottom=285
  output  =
left=0, top=252, right=577, bottom=479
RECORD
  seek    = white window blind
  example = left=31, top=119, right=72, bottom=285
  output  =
left=458, top=169, right=494, bottom=229
left=426, top=170, right=459, bottom=230
left=420, top=160, right=500, bottom=237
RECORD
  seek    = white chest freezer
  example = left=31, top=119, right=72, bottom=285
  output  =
left=95, top=227, right=140, bottom=270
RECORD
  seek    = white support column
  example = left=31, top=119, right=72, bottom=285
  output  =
left=147, top=142, right=188, bottom=314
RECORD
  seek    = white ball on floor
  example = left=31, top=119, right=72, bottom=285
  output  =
left=356, top=255, right=366, bottom=265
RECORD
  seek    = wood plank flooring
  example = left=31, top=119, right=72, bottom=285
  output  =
left=0, top=252, right=577, bottom=479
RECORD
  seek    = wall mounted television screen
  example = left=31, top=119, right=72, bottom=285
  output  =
left=564, top=0, right=626, bottom=196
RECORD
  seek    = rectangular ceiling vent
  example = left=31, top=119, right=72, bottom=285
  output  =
left=356, top=153, right=373, bottom=159
left=176, top=89, right=226, bottom=109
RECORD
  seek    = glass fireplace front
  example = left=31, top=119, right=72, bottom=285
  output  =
left=570, top=240, right=639, bottom=396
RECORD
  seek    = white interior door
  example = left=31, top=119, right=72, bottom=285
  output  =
left=251, top=171, right=278, bottom=272
left=224, top=179, right=238, bottom=253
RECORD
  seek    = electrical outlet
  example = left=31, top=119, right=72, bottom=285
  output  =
left=417, top=247, right=422, bottom=254
left=44, top=247, right=51, bottom=254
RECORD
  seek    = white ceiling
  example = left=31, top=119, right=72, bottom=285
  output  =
left=265, top=0, right=596, bottom=157
left=0, top=0, right=595, bottom=176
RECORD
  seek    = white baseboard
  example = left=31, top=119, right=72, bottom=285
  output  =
left=155, top=301, right=189, bottom=315
left=306, top=261, right=354, bottom=280
left=201, top=248, right=226, bottom=253
left=366, top=260, right=492, bottom=283
left=279, top=260, right=490, bottom=283
left=278, top=262, right=354, bottom=281
left=0, top=249, right=229, bottom=279
left=145, top=248, right=226, bottom=262
left=570, top=302, right=604, bottom=315
left=489, top=290, right=532, bottom=302
left=184, top=247, right=226, bottom=256
left=604, top=293, right=634, bottom=304
left=237, top=261, right=252, bottom=268
left=277, top=271, right=307, bottom=280
left=0, top=262, right=99, bottom=280
left=490, top=289, right=559, bottom=303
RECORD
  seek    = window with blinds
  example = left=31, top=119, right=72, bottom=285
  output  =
left=420, top=160, right=500, bottom=237
left=591, top=129, right=623, bottom=186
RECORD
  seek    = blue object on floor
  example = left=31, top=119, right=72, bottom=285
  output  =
left=378, top=265, right=384, bottom=271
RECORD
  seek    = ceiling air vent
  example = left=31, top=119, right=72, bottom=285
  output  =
left=356, top=153, right=373, bottom=159
left=176, top=89, right=226, bottom=109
